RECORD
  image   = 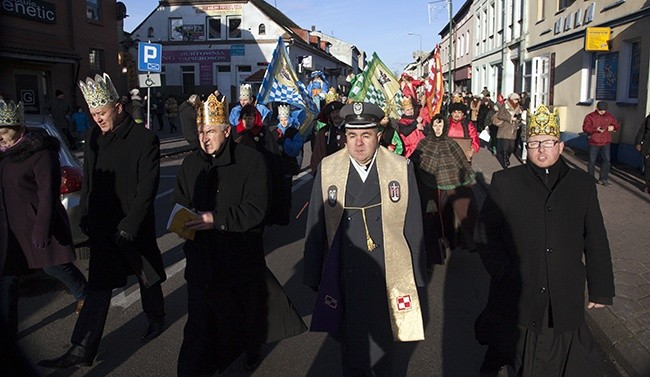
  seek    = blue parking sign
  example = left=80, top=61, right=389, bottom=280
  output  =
left=138, top=42, right=162, bottom=72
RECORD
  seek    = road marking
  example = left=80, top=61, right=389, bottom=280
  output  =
left=156, top=188, right=173, bottom=199
left=111, top=259, right=186, bottom=308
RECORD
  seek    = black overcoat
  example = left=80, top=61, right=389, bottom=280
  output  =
left=0, top=133, right=75, bottom=275
left=79, top=115, right=165, bottom=289
left=474, top=159, right=615, bottom=345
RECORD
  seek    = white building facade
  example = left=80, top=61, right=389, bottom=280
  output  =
left=130, top=0, right=348, bottom=102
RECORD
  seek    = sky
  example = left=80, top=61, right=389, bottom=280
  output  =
left=121, top=0, right=466, bottom=74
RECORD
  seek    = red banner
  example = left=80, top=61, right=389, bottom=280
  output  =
left=425, top=45, right=444, bottom=118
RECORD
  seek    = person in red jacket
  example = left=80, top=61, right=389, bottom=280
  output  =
left=448, top=102, right=480, bottom=162
left=582, top=101, right=620, bottom=185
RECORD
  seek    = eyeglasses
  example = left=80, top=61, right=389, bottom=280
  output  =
left=527, top=139, right=559, bottom=149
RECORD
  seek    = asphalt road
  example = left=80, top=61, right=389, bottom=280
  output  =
left=15, top=151, right=627, bottom=377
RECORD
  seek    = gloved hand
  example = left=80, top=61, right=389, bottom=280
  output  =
left=284, top=127, right=299, bottom=140
left=79, top=216, right=90, bottom=236
left=113, top=229, right=136, bottom=247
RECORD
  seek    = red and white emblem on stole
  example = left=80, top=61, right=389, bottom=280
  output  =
left=397, top=295, right=412, bottom=310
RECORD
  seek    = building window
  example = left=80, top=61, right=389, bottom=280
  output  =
left=558, top=0, right=575, bottom=11
left=228, top=16, right=242, bottom=39
left=87, top=0, right=100, bottom=21
left=207, top=17, right=222, bottom=40
left=258, top=24, right=266, bottom=35
left=528, top=56, right=550, bottom=109
left=619, top=40, right=640, bottom=102
left=169, top=18, right=183, bottom=41
left=89, top=48, right=105, bottom=73
left=147, top=27, right=154, bottom=38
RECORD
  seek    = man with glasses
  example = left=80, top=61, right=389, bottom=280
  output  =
left=474, top=104, right=615, bottom=376
left=582, top=101, right=620, bottom=186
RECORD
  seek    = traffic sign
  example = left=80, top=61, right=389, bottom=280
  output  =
left=138, top=42, right=162, bottom=72
left=138, top=73, right=161, bottom=88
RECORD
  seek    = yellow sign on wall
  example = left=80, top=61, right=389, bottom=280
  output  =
left=585, top=27, right=611, bottom=51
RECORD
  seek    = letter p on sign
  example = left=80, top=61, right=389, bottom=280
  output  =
left=138, top=42, right=162, bottom=73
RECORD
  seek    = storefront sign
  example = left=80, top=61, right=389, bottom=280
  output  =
left=1, top=0, right=56, bottom=24
left=585, top=27, right=610, bottom=52
left=195, top=4, right=242, bottom=16
left=595, top=52, right=618, bottom=100
left=163, top=49, right=231, bottom=64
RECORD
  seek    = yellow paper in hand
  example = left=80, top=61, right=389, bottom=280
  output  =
left=167, top=203, right=199, bottom=240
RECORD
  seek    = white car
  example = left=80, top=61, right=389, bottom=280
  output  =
left=25, top=120, right=88, bottom=247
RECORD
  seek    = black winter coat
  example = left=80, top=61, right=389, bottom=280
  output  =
left=0, top=132, right=75, bottom=275
left=172, top=137, right=268, bottom=288
left=179, top=101, right=198, bottom=150
left=79, top=114, right=166, bottom=289
left=474, top=158, right=614, bottom=342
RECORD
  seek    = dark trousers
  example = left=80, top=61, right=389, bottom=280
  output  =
left=43, top=262, right=87, bottom=300
left=497, top=138, right=516, bottom=168
left=68, top=282, right=164, bottom=359
left=588, top=144, right=611, bottom=182
left=438, top=186, right=478, bottom=251
left=155, top=113, right=165, bottom=130
left=178, top=282, right=266, bottom=376
left=0, top=275, right=19, bottom=341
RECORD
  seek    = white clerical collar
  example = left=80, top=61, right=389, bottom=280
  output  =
left=350, top=150, right=378, bottom=182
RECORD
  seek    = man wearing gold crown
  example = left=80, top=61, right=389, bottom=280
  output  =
left=40, top=73, right=167, bottom=369
left=304, top=102, right=426, bottom=376
left=228, top=83, right=270, bottom=127
left=172, top=94, right=305, bottom=374
left=474, top=104, right=615, bottom=376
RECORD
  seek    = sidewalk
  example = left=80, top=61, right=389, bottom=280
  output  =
left=471, top=147, right=650, bottom=377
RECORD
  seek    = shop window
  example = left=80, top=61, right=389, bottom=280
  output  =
left=89, top=48, right=105, bottom=73
left=207, top=17, right=222, bottom=40
left=228, top=16, right=242, bottom=39
left=87, top=0, right=100, bottom=21
left=258, top=24, right=266, bottom=35
left=619, top=40, right=640, bottom=102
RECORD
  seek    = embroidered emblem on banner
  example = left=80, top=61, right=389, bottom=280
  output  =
left=325, top=295, right=338, bottom=309
left=397, top=295, right=412, bottom=311
left=327, top=185, right=337, bottom=207
left=388, top=181, right=401, bottom=202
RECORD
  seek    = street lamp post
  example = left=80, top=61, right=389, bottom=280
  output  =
left=408, top=32, right=423, bottom=52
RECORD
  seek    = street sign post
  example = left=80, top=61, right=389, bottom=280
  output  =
left=138, top=42, right=163, bottom=129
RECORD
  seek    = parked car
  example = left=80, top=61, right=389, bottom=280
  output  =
left=25, top=120, right=87, bottom=247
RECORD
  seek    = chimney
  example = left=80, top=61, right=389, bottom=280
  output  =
left=311, top=25, right=316, bottom=32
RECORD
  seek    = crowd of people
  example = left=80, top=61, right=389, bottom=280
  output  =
left=2, top=70, right=649, bottom=376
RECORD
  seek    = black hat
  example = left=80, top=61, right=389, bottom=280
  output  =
left=340, top=102, right=384, bottom=129
left=448, top=102, right=468, bottom=115
left=322, top=100, right=344, bottom=117
left=596, top=101, right=608, bottom=111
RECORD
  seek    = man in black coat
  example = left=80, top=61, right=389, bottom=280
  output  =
left=173, top=94, right=306, bottom=375
left=635, top=112, right=650, bottom=193
left=40, top=73, right=166, bottom=368
left=179, top=94, right=199, bottom=150
left=474, top=104, right=615, bottom=376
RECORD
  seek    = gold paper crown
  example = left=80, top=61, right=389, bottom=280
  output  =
left=277, top=104, right=290, bottom=119
left=0, top=99, right=24, bottom=126
left=527, top=104, right=560, bottom=138
left=324, top=88, right=339, bottom=104
left=196, top=93, right=227, bottom=127
left=240, top=84, right=252, bottom=99
left=78, top=73, right=119, bottom=109
left=400, top=97, right=413, bottom=109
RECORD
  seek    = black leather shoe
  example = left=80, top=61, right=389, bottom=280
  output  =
left=141, top=320, right=165, bottom=343
left=38, top=353, right=93, bottom=368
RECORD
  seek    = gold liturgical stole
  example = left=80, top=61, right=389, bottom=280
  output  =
left=320, top=147, right=425, bottom=342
